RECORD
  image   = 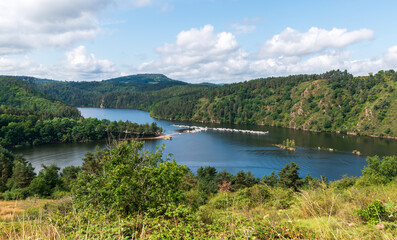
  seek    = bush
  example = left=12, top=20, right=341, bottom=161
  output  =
left=3, top=188, right=30, bottom=200
left=356, top=200, right=388, bottom=224
left=29, top=164, right=61, bottom=197
left=73, top=141, right=187, bottom=216
left=330, top=175, right=357, bottom=190
left=235, top=184, right=271, bottom=208
left=361, top=155, right=397, bottom=184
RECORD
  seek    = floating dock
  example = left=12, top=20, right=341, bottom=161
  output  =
left=172, top=125, right=269, bottom=135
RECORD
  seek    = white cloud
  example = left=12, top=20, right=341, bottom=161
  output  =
left=0, top=0, right=114, bottom=55
left=134, top=25, right=392, bottom=83
left=137, top=25, right=249, bottom=82
left=259, top=27, right=374, bottom=57
left=65, top=46, right=116, bottom=74
left=0, top=57, right=40, bottom=75
left=0, top=46, right=118, bottom=81
left=384, top=45, right=397, bottom=64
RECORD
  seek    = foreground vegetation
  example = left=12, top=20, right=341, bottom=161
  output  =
left=30, top=70, right=397, bottom=138
left=1, top=141, right=396, bottom=239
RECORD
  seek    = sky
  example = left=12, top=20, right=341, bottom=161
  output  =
left=1, top=0, right=397, bottom=83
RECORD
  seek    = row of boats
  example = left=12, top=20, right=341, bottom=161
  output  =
left=172, top=125, right=269, bottom=135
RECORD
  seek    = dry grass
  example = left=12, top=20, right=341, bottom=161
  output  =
left=0, top=199, right=61, bottom=239
left=0, top=198, right=53, bottom=220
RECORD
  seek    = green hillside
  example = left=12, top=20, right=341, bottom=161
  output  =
left=31, top=74, right=189, bottom=107
left=0, top=76, right=162, bottom=148
left=156, top=70, right=397, bottom=138
left=0, top=76, right=80, bottom=118
left=29, top=70, right=397, bottom=138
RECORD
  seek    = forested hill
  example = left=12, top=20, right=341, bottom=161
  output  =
left=148, top=70, right=397, bottom=138
left=0, top=76, right=80, bottom=118
left=30, top=74, right=191, bottom=107
left=27, top=70, right=397, bottom=138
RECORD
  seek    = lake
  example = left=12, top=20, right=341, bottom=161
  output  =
left=14, top=108, right=397, bottom=180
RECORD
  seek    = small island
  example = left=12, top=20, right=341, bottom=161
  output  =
left=275, top=138, right=296, bottom=151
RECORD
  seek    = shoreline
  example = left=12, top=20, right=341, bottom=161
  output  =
left=128, top=134, right=172, bottom=140
left=155, top=116, right=397, bottom=141
left=81, top=107, right=397, bottom=141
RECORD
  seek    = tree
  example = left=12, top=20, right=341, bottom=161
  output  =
left=362, top=155, right=397, bottom=183
left=215, top=170, right=235, bottom=187
left=197, top=166, right=218, bottom=195
left=73, top=141, right=186, bottom=216
left=6, top=157, right=35, bottom=190
left=0, top=148, right=15, bottom=192
left=60, top=166, right=81, bottom=191
left=29, top=164, right=61, bottom=197
left=262, top=171, right=278, bottom=187
left=278, top=162, right=302, bottom=190
left=235, top=170, right=259, bottom=189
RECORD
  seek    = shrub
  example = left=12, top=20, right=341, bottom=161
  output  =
left=361, top=155, right=397, bottom=184
left=73, top=141, right=187, bottom=216
left=356, top=200, right=388, bottom=224
left=330, top=175, right=357, bottom=190
left=3, top=187, right=30, bottom=200
left=29, top=164, right=61, bottom=197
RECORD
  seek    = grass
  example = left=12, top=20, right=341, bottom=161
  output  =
left=0, top=198, right=53, bottom=220
left=0, top=198, right=59, bottom=239
left=1, top=181, right=397, bottom=239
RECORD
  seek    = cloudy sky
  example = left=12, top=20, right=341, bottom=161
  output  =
left=1, top=0, right=397, bottom=83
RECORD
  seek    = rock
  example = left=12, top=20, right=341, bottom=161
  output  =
left=376, top=223, right=385, bottom=230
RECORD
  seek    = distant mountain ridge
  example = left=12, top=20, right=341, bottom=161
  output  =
left=106, top=74, right=187, bottom=85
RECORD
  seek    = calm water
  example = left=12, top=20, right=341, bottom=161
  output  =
left=15, top=108, right=397, bottom=180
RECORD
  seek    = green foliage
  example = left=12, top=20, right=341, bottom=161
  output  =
left=14, top=70, right=397, bottom=138
left=29, top=164, right=61, bottom=197
left=362, top=155, right=397, bottom=183
left=196, top=166, right=218, bottom=195
left=0, top=76, right=163, bottom=148
left=73, top=141, right=186, bottom=216
left=6, top=157, right=35, bottom=190
left=0, top=148, right=15, bottom=191
left=0, top=109, right=163, bottom=148
left=2, top=187, right=31, bottom=200
left=356, top=200, right=388, bottom=224
left=329, top=175, right=357, bottom=190
left=262, top=170, right=278, bottom=187
left=283, top=138, right=296, bottom=148
left=59, top=166, right=81, bottom=192
left=0, top=76, right=80, bottom=118
left=4, top=154, right=397, bottom=239
left=278, top=162, right=302, bottom=190
left=0, top=148, right=35, bottom=194
left=234, top=170, right=259, bottom=190
left=215, top=169, right=235, bottom=187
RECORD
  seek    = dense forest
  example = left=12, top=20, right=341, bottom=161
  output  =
left=0, top=76, right=162, bottom=148
left=29, top=70, right=397, bottom=138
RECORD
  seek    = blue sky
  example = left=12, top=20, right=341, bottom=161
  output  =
left=1, top=0, right=397, bottom=83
